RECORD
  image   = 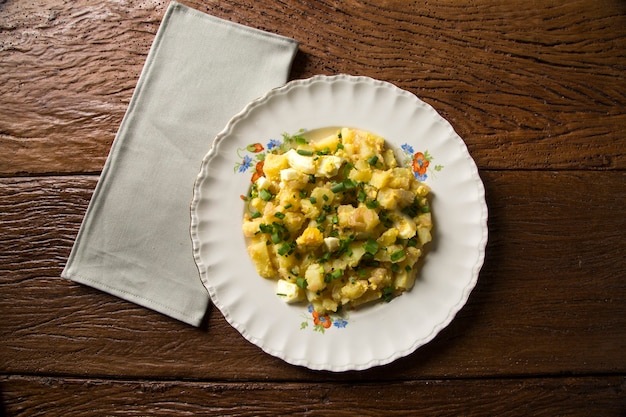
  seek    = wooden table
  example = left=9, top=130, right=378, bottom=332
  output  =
left=1, top=0, right=625, bottom=415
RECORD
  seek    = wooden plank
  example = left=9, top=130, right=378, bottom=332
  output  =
left=1, top=171, right=624, bottom=380
left=1, top=0, right=624, bottom=175
left=1, top=375, right=624, bottom=416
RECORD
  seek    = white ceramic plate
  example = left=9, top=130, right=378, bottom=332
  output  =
left=190, top=74, right=488, bottom=371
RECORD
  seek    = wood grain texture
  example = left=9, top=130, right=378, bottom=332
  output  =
left=1, top=0, right=625, bottom=175
left=1, top=172, right=624, bottom=380
left=1, top=375, right=624, bottom=417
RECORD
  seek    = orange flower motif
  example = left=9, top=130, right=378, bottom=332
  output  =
left=312, top=311, right=332, bottom=329
left=251, top=160, right=264, bottom=182
left=412, top=151, right=429, bottom=176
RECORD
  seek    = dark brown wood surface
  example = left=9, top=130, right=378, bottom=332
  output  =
left=1, top=0, right=625, bottom=415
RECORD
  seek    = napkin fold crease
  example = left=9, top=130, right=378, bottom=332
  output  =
left=62, top=1, right=299, bottom=326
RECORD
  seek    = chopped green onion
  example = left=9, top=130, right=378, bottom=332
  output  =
left=277, top=242, right=293, bottom=256
left=259, top=223, right=273, bottom=234
left=363, top=238, right=379, bottom=255
left=421, top=205, right=430, bottom=213
left=343, top=179, right=357, bottom=190
left=274, top=212, right=285, bottom=219
left=284, top=203, right=292, bottom=209
left=357, top=189, right=367, bottom=202
left=331, top=215, right=339, bottom=224
left=299, top=189, right=307, bottom=198
left=309, top=196, right=317, bottom=204
left=271, top=231, right=282, bottom=244
left=297, top=149, right=314, bottom=156
left=390, top=250, right=406, bottom=262
left=296, top=277, right=308, bottom=289
left=322, top=194, right=329, bottom=201
left=331, top=182, right=345, bottom=193
left=367, top=155, right=379, bottom=165
left=259, top=189, right=273, bottom=201
left=366, top=200, right=380, bottom=209
left=382, top=286, right=395, bottom=302
left=331, top=269, right=343, bottom=279
left=250, top=210, right=262, bottom=219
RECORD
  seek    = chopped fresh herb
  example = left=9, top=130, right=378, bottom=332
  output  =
left=421, top=205, right=430, bottom=213
left=284, top=203, right=292, bottom=209
left=277, top=242, right=295, bottom=256
left=296, top=277, right=308, bottom=289
left=259, top=223, right=273, bottom=234
left=363, top=238, right=379, bottom=255
left=250, top=210, right=262, bottom=219
left=274, top=211, right=285, bottom=219
left=331, top=215, right=339, bottom=224
left=330, top=182, right=345, bottom=193
left=309, top=196, right=317, bottom=204
left=297, top=149, right=314, bottom=156
left=390, top=250, right=406, bottom=262
left=366, top=200, right=380, bottom=209
left=382, top=286, right=395, bottom=302
left=367, top=155, right=378, bottom=165
left=357, top=189, right=367, bottom=202
left=259, top=189, right=273, bottom=201
left=322, top=194, right=329, bottom=201
left=343, top=179, right=357, bottom=190
left=331, top=269, right=343, bottom=279
left=295, top=135, right=308, bottom=145
left=299, top=189, right=307, bottom=198
left=271, top=231, right=282, bottom=244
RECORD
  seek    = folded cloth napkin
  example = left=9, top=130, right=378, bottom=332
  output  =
left=62, top=1, right=299, bottom=326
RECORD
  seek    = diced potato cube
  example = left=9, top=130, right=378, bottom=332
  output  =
left=369, top=169, right=391, bottom=189
left=312, top=132, right=341, bottom=153
left=337, top=205, right=380, bottom=232
left=263, top=153, right=289, bottom=181
left=376, top=187, right=415, bottom=210
left=417, top=226, right=432, bottom=245
left=388, top=168, right=412, bottom=189
left=247, top=238, right=276, bottom=278
left=340, top=279, right=368, bottom=301
left=305, top=263, right=324, bottom=292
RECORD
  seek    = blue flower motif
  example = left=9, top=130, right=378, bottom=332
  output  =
left=333, top=318, right=348, bottom=328
left=401, top=143, right=414, bottom=155
left=413, top=172, right=428, bottom=181
left=238, top=155, right=253, bottom=173
left=267, top=139, right=281, bottom=150
left=307, top=304, right=314, bottom=313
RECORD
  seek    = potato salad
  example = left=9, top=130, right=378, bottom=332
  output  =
left=241, top=128, right=433, bottom=314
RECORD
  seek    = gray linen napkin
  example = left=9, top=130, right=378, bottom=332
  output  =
left=62, top=1, right=299, bottom=326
